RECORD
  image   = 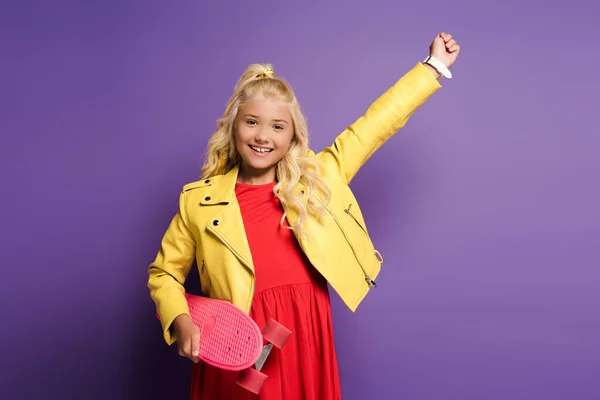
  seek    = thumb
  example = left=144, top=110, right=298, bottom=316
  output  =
left=191, top=328, right=201, bottom=362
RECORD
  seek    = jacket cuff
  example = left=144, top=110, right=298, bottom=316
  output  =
left=158, top=296, right=190, bottom=345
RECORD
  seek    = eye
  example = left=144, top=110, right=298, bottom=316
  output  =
left=274, top=124, right=284, bottom=130
left=246, top=119, right=257, bottom=126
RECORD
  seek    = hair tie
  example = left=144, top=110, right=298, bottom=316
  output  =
left=256, top=69, right=275, bottom=79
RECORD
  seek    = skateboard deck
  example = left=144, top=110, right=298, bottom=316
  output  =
left=156, top=293, right=292, bottom=393
left=157, top=293, right=263, bottom=371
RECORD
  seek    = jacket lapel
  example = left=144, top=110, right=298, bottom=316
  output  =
left=200, top=166, right=311, bottom=274
left=202, top=166, right=255, bottom=272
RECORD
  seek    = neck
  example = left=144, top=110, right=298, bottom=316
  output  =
left=237, top=163, right=277, bottom=185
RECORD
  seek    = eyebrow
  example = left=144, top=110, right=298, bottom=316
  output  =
left=243, top=114, right=290, bottom=124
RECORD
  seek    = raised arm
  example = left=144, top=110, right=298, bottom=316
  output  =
left=316, top=32, right=460, bottom=184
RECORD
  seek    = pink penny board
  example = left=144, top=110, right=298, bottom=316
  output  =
left=157, top=293, right=263, bottom=371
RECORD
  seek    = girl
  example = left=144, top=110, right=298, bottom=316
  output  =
left=148, top=32, right=460, bottom=399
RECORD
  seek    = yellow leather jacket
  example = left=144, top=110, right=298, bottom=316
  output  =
left=148, top=62, right=441, bottom=344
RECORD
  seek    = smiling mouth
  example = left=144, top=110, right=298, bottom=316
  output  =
left=249, top=145, right=273, bottom=154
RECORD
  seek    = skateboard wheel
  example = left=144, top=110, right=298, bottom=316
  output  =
left=262, top=319, right=291, bottom=349
left=236, top=368, right=267, bottom=395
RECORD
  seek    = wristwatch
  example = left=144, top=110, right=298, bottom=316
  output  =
left=423, top=55, right=452, bottom=79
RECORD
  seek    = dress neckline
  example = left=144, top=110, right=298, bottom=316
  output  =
left=235, top=181, right=277, bottom=189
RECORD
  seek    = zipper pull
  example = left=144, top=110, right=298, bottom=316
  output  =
left=365, top=276, right=377, bottom=288
left=344, top=203, right=352, bottom=214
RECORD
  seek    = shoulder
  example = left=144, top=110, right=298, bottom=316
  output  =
left=178, top=176, right=223, bottom=220
left=305, top=148, right=317, bottom=158
left=304, top=148, right=345, bottom=183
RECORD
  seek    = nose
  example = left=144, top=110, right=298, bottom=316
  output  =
left=254, top=127, right=269, bottom=144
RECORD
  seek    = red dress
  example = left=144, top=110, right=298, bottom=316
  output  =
left=190, top=181, right=342, bottom=399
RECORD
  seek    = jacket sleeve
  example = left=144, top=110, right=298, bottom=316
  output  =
left=147, top=190, right=196, bottom=345
left=316, top=62, right=442, bottom=184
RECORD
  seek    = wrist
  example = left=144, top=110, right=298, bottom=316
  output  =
left=423, top=55, right=452, bottom=79
left=421, top=62, right=442, bottom=80
left=173, top=313, right=191, bottom=329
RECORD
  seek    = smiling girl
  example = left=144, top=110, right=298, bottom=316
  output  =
left=148, top=32, right=460, bottom=399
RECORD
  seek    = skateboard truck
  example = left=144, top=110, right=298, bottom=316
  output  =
left=235, top=319, right=292, bottom=394
left=255, top=342, right=273, bottom=371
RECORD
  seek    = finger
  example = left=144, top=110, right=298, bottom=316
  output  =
left=191, top=331, right=201, bottom=363
left=185, top=334, right=196, bottom=362
left=178, top=338, right=188, bottom=358
left=450, top=44, right=460, bottom=53
left=446, top=39, right=457, bottom=48
left=440, top=32, right=452, bottom=42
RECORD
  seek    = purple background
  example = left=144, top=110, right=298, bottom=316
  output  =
left=2, top=1, right=599, bottom=399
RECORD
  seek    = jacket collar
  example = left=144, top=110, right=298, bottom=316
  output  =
left=199, top=165, right=240, bottom=206
left=199, top=164, right=310, bottom=208
left=199, top=164, right=310, bottom=267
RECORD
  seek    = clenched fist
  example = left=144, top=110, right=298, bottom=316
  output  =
left=430, top=32, right=460, bottom=69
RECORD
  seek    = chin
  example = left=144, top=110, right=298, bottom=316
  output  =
left=245, top=159, right=279, bottom=171
left=241, top=153, right=283, bottom=172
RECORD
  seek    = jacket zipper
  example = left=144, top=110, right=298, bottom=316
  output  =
left=325, top=205, right=377, bottom=288
left=346, top=204, right=384, bottom=264
left=199, top=259, right=214, bottom=291
left=207, top=224, right=255, bottom=313
left=344, top=203, right=368, bottom=236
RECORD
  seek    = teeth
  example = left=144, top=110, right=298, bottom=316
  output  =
left=250, top=146, right=272, bottom=153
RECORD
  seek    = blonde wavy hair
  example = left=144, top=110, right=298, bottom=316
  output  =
left=200, top=63, right=331, bottom=237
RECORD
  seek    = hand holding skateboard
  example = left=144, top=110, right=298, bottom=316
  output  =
left=156, top=293, right=292, bottom=394
left=172, top=313, right=201, bottom=363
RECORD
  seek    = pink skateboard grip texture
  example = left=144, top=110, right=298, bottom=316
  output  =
left=185, top=294, right=263, bottom=370
left=157, top=294, right=263, bottom=371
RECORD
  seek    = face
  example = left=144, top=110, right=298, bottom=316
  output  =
left=234, top=98, right=294, bottom=183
